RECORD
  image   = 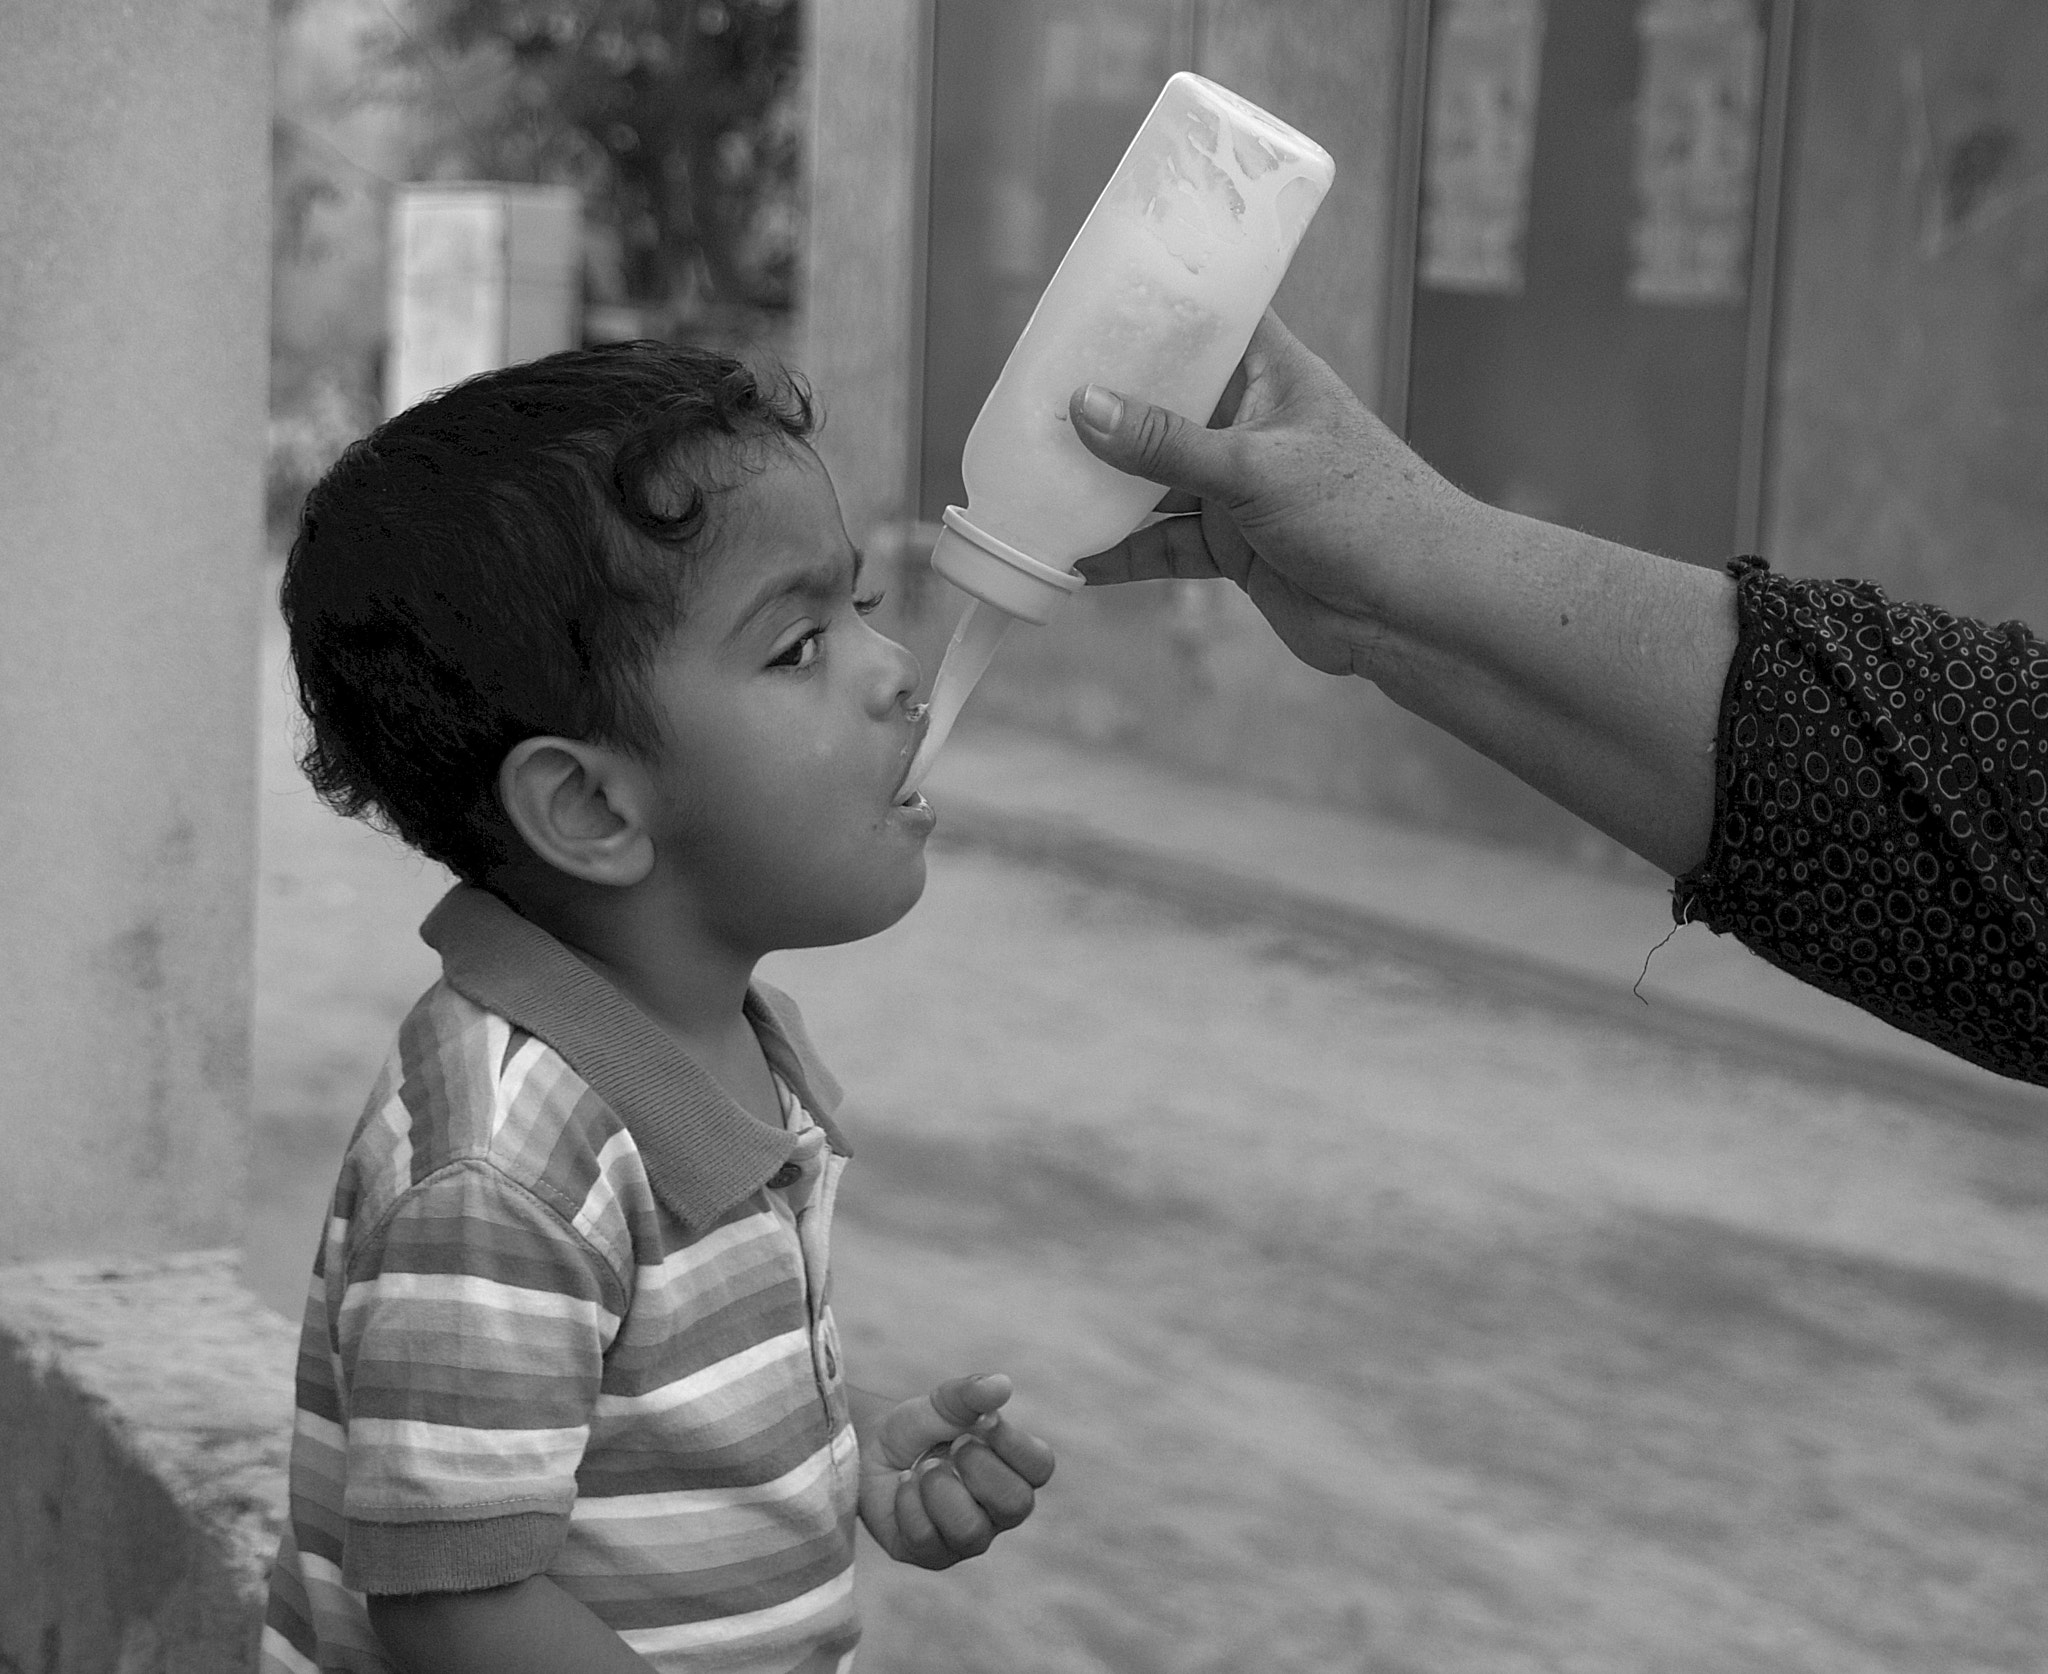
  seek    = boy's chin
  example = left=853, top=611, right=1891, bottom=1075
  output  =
left=785, top=860, right=928, bottom=950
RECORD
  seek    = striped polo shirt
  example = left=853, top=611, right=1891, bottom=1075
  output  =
left=262, top=885, right=862, bottom=1674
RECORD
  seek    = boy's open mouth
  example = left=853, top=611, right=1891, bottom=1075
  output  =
left=894, top=704, right=931, bottom=806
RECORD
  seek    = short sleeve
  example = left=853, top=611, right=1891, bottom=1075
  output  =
left=334, top=1158, right=624, bottom=1594
left=1674, top=557, right=2048, bottom=1085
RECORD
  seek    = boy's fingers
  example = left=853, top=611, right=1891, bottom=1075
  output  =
left=917, top=1463, right=995, bottom=1558
left=977, top=1417, right=1056, bottom=1488
left=876, top=1374, right=1011, bottom=1470
left=890, top=1470, right=948, bottom=1565
left=951, top=1438, right=1038, bottom=1530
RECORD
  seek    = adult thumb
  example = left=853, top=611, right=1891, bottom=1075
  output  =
left=1069, top=383, right=1237, bottom=502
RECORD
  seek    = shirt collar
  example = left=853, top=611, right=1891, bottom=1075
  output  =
left=419, top=884, right=848, bottom=1232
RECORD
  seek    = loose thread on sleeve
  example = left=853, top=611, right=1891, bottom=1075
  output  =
left=1633, top=923, right=1682, bottom=1004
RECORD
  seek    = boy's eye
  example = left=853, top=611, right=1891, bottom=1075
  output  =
left=769, top=593, right=884, bottom=670
left=769, top=628, right=824, bottom=670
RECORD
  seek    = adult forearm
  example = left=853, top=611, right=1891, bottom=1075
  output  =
left=1065, top=316, right=1741, bottom=873
left=1357, top=500, right=1738, bottom=876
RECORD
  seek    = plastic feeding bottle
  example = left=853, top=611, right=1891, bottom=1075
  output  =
left=898, top=71, right=1334, bottom=798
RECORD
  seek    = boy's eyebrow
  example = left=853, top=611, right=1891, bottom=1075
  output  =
left=730, top=547, right=864, bottom=636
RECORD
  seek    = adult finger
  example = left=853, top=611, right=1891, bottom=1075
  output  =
left=1237, top=309, right=1301, bottom=392
left=1209, top=357, right=1251, bottom=429
left=1068, top=383, right=1244, bottom=501
left=1234, top=311, right=1329, bottom=416
left=1074, top=514, right=1227, bottom=587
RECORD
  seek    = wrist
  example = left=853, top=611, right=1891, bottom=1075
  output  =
left=1376, top=491, right=1522, bottom=637
left=846, top=1384, right=894, bottom=1443
left=1326, top=490, right=1509, bottom=687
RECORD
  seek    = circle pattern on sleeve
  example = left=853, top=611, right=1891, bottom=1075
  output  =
left=1673, top=557, right=2048, bottom=1086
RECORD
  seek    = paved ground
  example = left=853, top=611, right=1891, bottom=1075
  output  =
left=248, top=570, right=2048, bottom=1671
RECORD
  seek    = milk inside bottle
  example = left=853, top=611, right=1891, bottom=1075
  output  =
left=897, top=72, right=1334, bottom=798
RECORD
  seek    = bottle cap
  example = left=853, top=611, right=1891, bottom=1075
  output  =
left=928, top=507, right=1085, bottom=626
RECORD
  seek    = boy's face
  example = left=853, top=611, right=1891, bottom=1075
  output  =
left=638, top=442, right=934, bottom=954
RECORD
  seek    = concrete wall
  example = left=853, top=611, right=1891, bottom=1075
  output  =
left=804, top=0, right=2048, bottom=870
left=0, top=1, right=282, bottom=1657
left=0, top=1254, right=294, bottom=1673
left=0, top=0, right=269, bottom=1258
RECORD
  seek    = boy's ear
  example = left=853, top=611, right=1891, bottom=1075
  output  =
left=497, top=737, right=656, bottom=887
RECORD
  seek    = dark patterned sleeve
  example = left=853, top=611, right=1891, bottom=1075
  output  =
left=1672, top=557, right=2048, bottom=1085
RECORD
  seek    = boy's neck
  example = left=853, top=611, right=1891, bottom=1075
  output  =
left=495, top=870, right=783, bottom=1125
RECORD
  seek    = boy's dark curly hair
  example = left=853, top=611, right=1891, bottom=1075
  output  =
left=280, top=340, right=816, bottom=883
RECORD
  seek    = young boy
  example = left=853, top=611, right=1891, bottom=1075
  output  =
left=260, top=343, right=1055, bottom=1674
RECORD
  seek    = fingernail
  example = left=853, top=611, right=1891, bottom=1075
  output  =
left=1078, top=384, right=1122, bottom=431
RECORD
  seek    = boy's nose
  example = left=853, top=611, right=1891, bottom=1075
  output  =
left=867, top=630, right=922, bottom=717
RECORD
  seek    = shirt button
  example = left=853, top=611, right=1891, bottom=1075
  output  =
left=768, top=1162, right=802, bottom=1189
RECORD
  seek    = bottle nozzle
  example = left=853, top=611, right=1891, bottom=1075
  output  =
left=898, top=599, right=1015, bottom=798
left=928, top=508, right=1083, bottom=625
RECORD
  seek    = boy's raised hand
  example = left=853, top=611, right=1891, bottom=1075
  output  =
left=854, top=1373, right=1055, bottom=1569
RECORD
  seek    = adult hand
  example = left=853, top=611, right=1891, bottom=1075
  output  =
left=1068, top=311, right=1472, bottom=680
left=1065, top=311, right=1737, bottom=877
left=855, top=1372, right=1055, bottom=1569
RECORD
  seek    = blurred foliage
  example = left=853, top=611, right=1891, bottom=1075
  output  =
left=264, top=0, right=807, bottom=545
left=268, top=373, right=375, bottom=542
left=374, top=0, right=805, bottom=338
left=269, top=0, right=404, bottom=544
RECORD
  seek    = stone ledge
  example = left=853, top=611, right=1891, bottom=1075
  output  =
left=0, top=1250, right=294, bottom=1674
